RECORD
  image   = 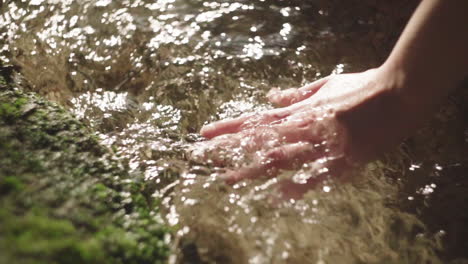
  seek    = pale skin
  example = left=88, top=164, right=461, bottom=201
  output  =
left=193, top=0, right=468, bottom=199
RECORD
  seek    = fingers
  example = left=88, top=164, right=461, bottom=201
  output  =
left=266, top=88, right=301, bottom=107
left=267, top=76, right=330, bottom=107
left=193, top=111, right=327, bottom=167
left=200, top=114, right=252, bottom=139
left=200, top=79, right=328, bottom=139
left=200, top=108, right=292, bottom=139
left=222, top=142, right=319, bottom=184
left=188, top=131, right=251, bottom=166
left=189, top=127, right=276, bottom=166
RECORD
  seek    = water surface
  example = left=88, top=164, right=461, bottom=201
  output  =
left=1, top=0, right=467, bottom=263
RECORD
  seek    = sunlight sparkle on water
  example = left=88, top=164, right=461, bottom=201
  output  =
left=2, top=1, right=456, bottom=263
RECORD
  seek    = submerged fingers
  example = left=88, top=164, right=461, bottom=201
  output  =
left=200, top=108, right=293, bottom=139
left=222, top=142, right=321, bottom=184
left=194, top=97, right=342, bottom=190
left=193, top=109, right=336, bottom=167
left=267, top=76, right=330, bottom=107
left=200, top=114, right=252, bottom=139
left=190, top=126, right=284, bottom=166
left=200, top=88, right=327, bottom=140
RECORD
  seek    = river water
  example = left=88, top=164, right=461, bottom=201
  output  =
left=1, top=0, right=467, bottom=263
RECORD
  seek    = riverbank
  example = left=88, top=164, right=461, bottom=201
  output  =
left=0, top=65, right=171, bottom=264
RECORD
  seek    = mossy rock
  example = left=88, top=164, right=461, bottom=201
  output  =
left=0, top=70, right=171, bottom=264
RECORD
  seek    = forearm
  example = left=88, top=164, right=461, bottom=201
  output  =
left=382, top=0, right=468, bottom=106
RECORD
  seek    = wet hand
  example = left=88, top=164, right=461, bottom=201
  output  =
left=192, top=68, right=413, bottom=199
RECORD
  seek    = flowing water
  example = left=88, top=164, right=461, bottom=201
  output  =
left=1, top=0, right=468, bottom=263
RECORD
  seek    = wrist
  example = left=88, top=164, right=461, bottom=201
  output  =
left=380, top=55, right=449, bottom=112
left=377, top=62, right=437, bottom=127
left=378, top=62, right=411, bottom=98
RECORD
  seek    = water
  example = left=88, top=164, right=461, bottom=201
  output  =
left=2, top=0, right=467, bottom=263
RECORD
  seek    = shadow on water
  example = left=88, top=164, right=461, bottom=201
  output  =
left=1, top=0, right=467, bottom=263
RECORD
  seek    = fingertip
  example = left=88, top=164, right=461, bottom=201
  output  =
left=298, top=76, right=330, bottom=94
left=200, top=123, right=215, bottom=138
left=266, top=88, right=281, bottom=104
left=219, top=170, right=243, bottom=185
left=185, top=144, right=202, bottom=162
left=267, top=87, right=280, bottom=97
left=268, top=88, right=302, bottom=107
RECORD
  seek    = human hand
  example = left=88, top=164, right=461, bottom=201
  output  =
left=192, top=67, right=416, bottom=199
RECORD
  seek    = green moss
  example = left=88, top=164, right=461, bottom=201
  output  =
left=14, top=97, right=28, bottom=108
left=0, top=176, right=24, bottom=193
left=0, top=87, right=171, bottom=263
left=0, top=210, right=108, bottom=264
left=0, top=102, right=19, bottom=121
left=92, top=183, right=111, bottom=199
left=0, top=73, right=8, bottom=88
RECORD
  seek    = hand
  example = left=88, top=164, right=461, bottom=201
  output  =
left=192, top=67, right=416, bottom=199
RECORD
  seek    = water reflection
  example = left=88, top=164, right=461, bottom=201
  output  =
left=2, top=0, right=467, bottom=263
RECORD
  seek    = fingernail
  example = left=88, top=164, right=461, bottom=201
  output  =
left=267, top=93, right=280, bottom=103
left=267, top=88, right=279, bottom=96
left=200, top=124, right=214, bottom=136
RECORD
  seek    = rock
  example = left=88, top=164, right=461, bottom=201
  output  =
left=0, top=68, right=171, bottom=264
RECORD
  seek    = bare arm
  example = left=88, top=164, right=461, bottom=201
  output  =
left=383, top=0, right=468, bottom=106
